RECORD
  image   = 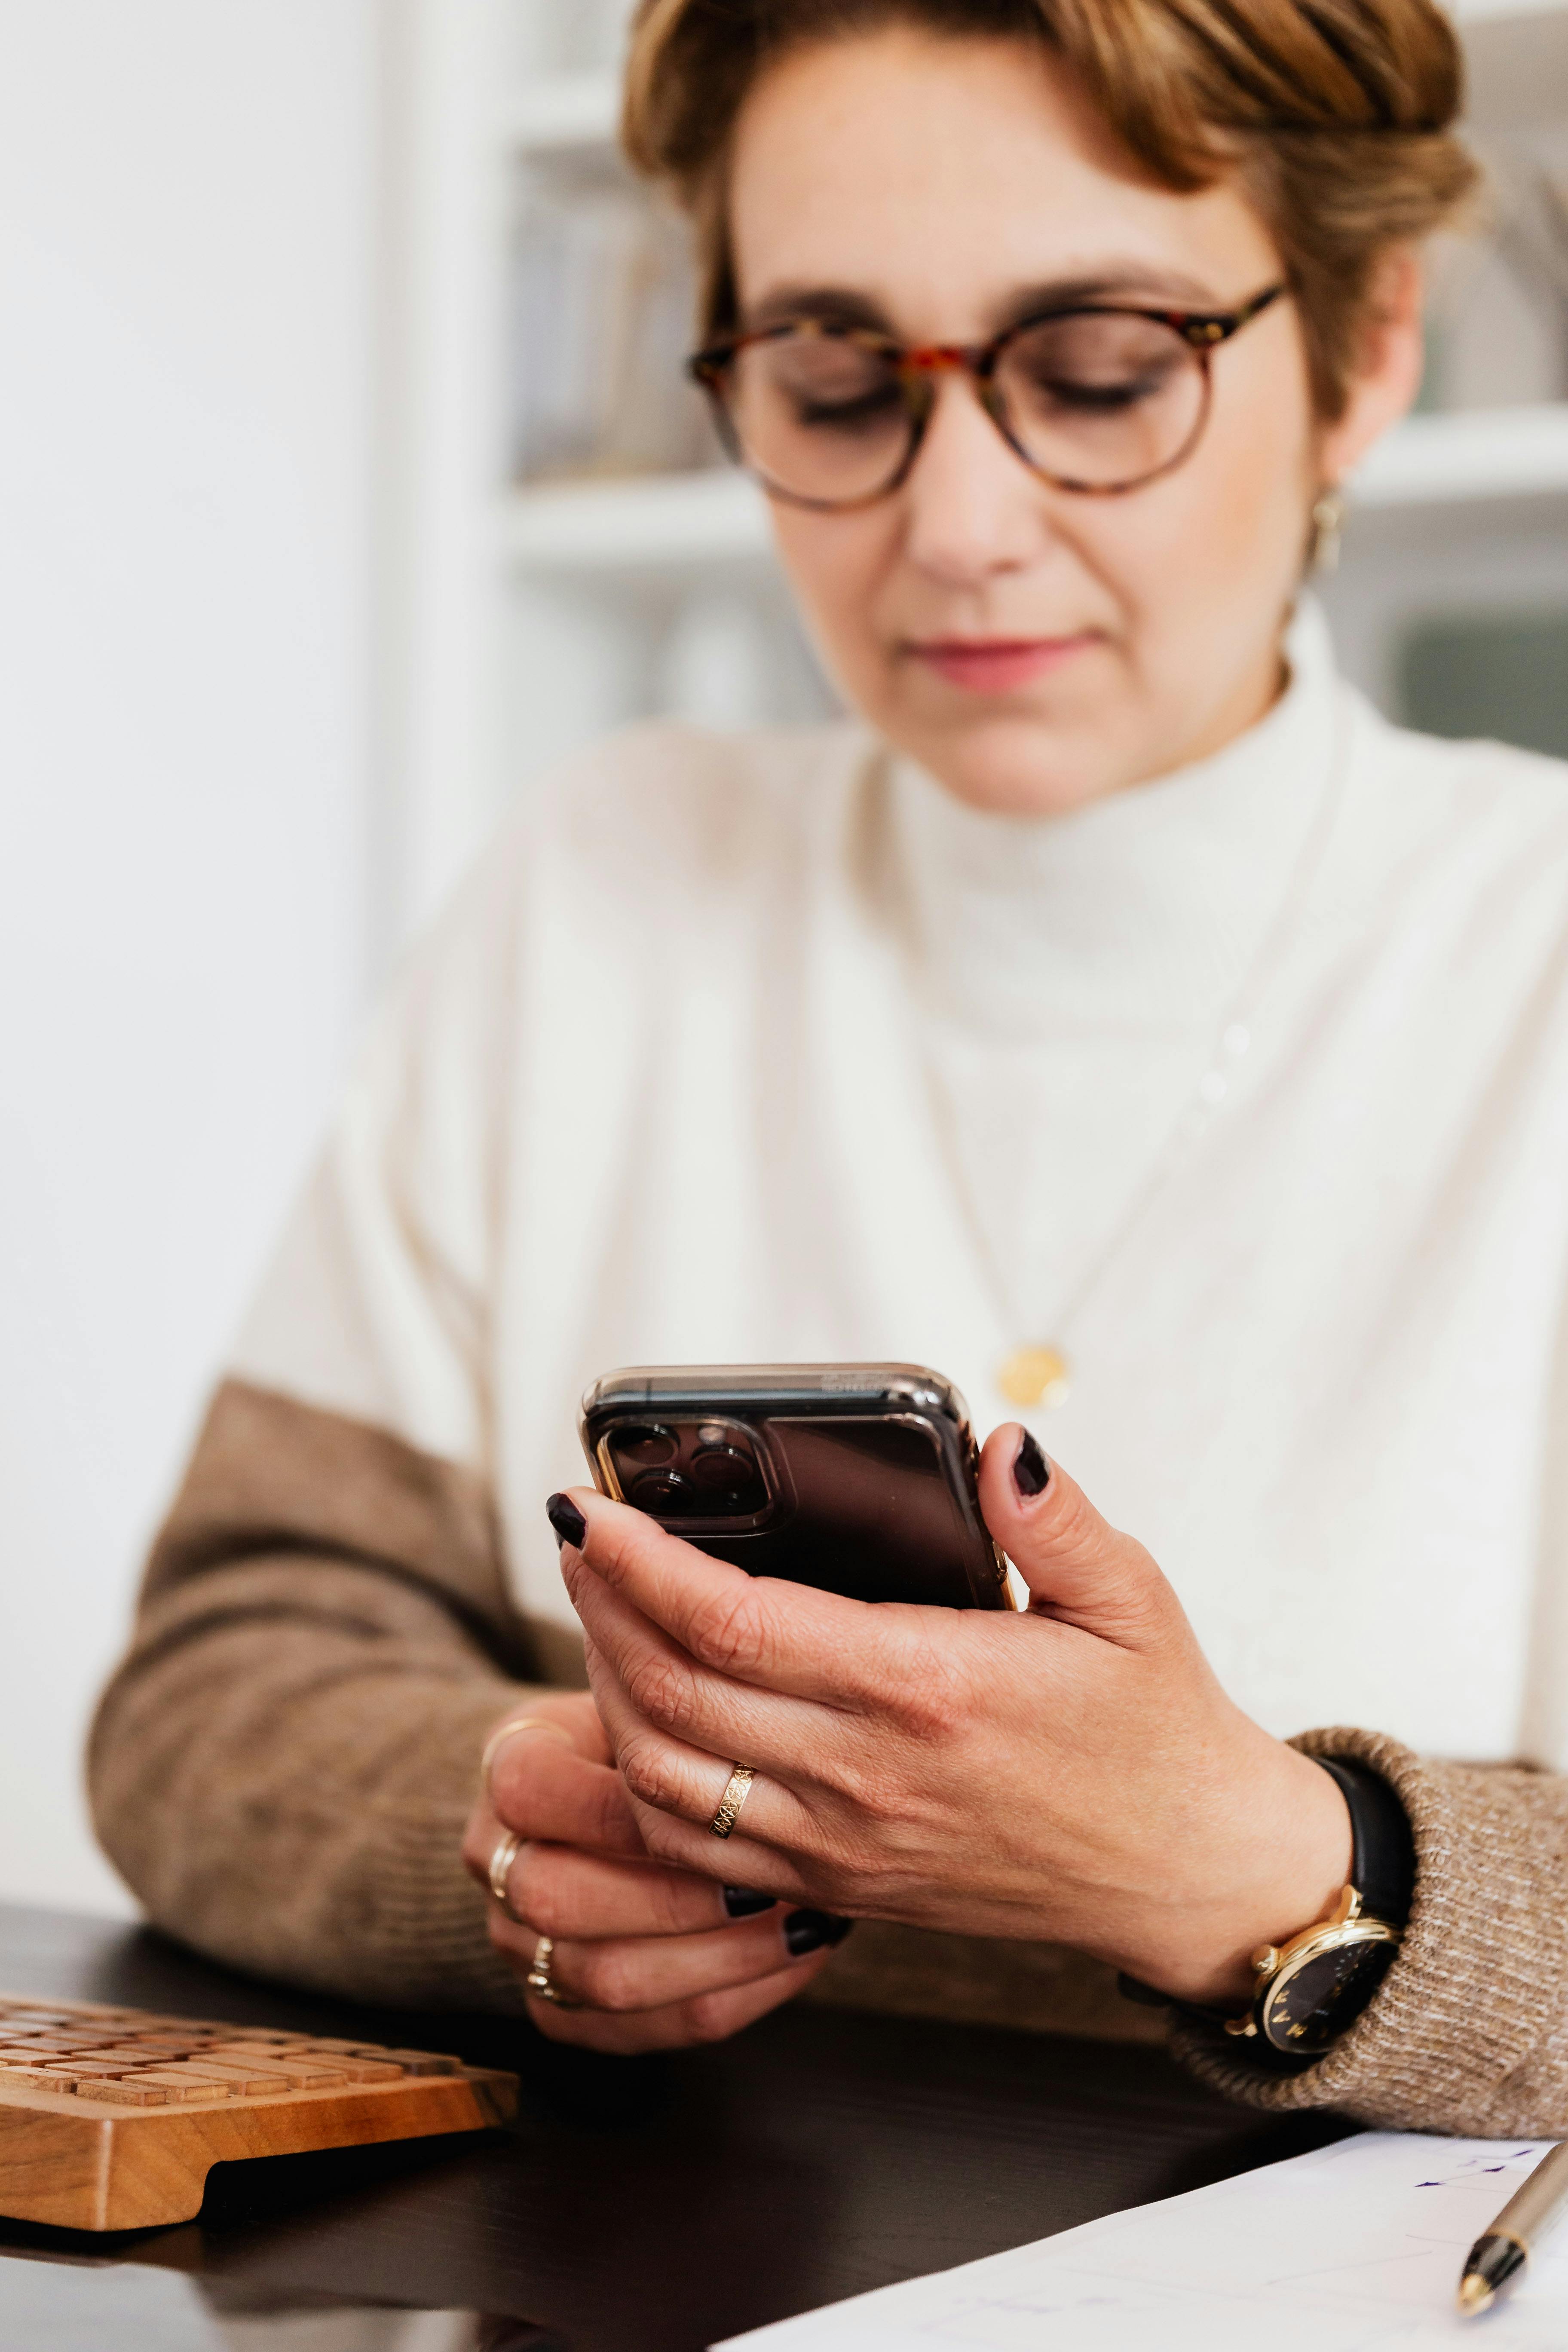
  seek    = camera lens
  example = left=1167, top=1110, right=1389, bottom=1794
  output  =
left=690, top=1444, right=767, bottom=1513
left=615, top=1424, right=677, bottom=1467
left=630, top=1469, right=695, bottom=1516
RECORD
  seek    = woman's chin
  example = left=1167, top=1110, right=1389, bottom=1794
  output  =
left=889, top=711, right=1141, bottom=820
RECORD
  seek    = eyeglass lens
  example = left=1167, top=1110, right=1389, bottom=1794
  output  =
left=723, top=312, right=1209, bottom=503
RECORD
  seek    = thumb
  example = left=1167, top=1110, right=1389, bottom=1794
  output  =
left=978, top=1424, right=1177, bottom=1648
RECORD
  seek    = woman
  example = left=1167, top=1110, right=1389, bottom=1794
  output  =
left=91, top=0, right=1568, bottom=2133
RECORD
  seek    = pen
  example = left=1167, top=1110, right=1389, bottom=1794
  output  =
left=1458, top=2140, right=1568, bottom=2315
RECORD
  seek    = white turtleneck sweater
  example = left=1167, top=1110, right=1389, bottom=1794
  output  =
left=232, top=603, right=1568, bottom=1776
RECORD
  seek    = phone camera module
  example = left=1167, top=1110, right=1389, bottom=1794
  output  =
left=615, top=1424, right=677, bottom=1467
left=629, top=1468, right=694, bottom=1515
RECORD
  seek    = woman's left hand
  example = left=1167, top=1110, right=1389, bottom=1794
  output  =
left=556, top=1428, right=1352, bottom=2007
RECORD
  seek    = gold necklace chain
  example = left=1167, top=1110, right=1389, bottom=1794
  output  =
left=928, top=706, right=1353, bottom=1413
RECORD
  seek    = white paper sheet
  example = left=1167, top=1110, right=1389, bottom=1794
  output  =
left=714, top=2133, right=1568, bottom=2350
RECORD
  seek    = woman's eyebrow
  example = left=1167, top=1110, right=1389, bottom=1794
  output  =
left=741, top=285, right=897, bottom=336
left=991, top=266, right=1223, bottom=329
left=738, top=265, right=1229, bottom=341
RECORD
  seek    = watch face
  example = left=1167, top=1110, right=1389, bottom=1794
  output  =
left=1261, top=1936, right=1397, bottom=2054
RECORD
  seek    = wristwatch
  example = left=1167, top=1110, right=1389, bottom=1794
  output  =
left=1223, top=1756, right=1415, bottom=2059
left=1117, top=1755, right=1415, bottom=2064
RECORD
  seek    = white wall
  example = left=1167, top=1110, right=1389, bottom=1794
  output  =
left=0, top=1, right=377, bottom=1914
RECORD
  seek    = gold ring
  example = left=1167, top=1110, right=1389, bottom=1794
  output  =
left=487, top=1830, right=523, bottom=1918
left=708, top=1764, right=756, bottom=1840
left=526, top=1932, right=582, bottom=2009
left=480, top=1712, right=573, bottom=1794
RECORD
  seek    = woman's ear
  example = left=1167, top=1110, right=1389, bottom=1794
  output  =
left=1317, top=245, right=1426, bottom=486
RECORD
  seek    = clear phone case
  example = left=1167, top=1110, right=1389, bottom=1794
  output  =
left=579, top=1363, right=1010, bottom=1609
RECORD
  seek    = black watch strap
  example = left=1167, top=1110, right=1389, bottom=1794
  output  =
left=1313, top=1755, right=1415, bottom=1928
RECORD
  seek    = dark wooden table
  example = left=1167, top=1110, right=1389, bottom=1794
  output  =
left=0, top=1902, right=1351, bottom=2350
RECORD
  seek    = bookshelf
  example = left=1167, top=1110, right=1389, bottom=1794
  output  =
left=377, top=0, right=1568, bottom=946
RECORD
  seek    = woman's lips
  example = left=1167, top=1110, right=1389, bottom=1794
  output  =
left=907, top=634, right=1096, bottom=693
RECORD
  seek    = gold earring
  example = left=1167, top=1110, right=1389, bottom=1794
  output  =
left=1309, top=486, right=1345, bottom=576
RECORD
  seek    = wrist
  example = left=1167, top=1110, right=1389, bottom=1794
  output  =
left=1124, top=1739, right=1354, bottom=2007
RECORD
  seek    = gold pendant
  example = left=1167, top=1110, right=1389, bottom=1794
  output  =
left=997, top=1345, right=1071, bottom=1410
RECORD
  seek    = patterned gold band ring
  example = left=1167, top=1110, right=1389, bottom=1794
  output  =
left=527, top=1932, right=583, bottom=2009
left=709, top=1764, right=756, bottom=1841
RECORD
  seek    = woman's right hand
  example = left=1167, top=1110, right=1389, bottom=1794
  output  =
left=460, top=1690, right=848, bottom=2052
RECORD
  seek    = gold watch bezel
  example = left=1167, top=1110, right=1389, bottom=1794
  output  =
left=1224, top=1885, right=1402, bottom=2044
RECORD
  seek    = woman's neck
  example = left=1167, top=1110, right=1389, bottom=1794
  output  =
left=884, top=600, right=1338, bottom=1039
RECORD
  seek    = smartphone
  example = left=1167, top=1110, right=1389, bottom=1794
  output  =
left=579, top=1363, right=1011, bottom=1609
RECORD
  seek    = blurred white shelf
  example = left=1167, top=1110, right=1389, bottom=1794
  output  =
left=502, top=72, right=619, bottom=154
left=501, top=405, right=1568, bottom=576
left=502, top=469, right=770, bottom=573
left=1352, top=403, right=1568, bottom=508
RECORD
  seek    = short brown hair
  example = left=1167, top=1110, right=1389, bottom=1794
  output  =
left=622, top=0, right=1478, bottom=420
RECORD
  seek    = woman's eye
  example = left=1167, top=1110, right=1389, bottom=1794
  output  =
left=1035, top=371, right=1167, bottom=412
left=1005, top=315, right=1189, bottom=420
left=793, top=384, right=903, bottom=433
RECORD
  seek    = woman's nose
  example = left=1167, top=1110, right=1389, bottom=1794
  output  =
left=899, top=373, right=1056, bottom=585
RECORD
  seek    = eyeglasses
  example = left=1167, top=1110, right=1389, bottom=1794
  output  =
left=688, top=283, right=1286, bottom=510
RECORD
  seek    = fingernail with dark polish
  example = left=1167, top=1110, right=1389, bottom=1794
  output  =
left=1013, top=1430, right=1050, bottom=1498
left=784, top=1909, right=854, bottom=1958
left=723, top=1887, right=778, bottom=1919
left=547, top=1492, right=587, bottom=1550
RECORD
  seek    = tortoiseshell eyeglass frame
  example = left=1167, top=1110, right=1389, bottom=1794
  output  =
left=687, top=281, right=1287, bottom=509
